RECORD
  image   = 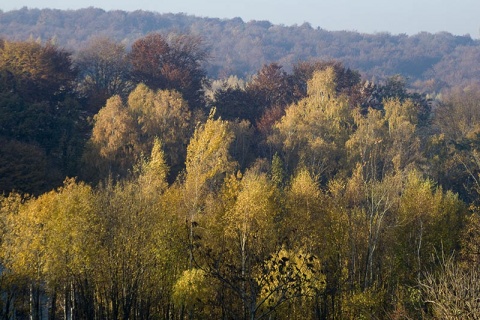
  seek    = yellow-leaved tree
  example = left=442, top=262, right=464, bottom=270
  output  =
left=167, top=110, right=236, bottom=318
left=83, top=95, right=139, bottom=179
left=92, top=176, right=178, bottom=320
left=182, top=109, right=235, bottom=266
left=137, top=137, right=169, bottom=196
left=1, top=179, right=97, bottom=320
left=223, top=168, right=278, bottom=319
left=84, top=83, right=193, bottom=182
left=344, top=97, right=421, bottom=291
left=270, top=67, right=353, bottom=180
left=128, top=83, right=192, bottom=175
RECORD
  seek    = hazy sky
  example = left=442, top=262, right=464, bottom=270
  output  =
left=1, top=0, right=479, bottom=38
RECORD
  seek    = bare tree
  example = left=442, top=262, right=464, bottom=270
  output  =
left=420, top=255, right=480, bottom=319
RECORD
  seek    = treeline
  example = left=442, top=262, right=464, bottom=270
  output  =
left=1, top=7, right=480, bottom=91
left=1, top=33, right=480, bottom=319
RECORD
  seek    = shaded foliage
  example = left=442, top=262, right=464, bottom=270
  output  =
left=129, top=33, right=208, bottom=109
left=1, top=8, right=478, bottom=92
left=0, top=40, right=84, bottom=195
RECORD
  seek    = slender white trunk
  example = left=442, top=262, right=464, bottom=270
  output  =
left=241, top=232, right=247, bottom=320
left=30, top=284, right=34, bottom=320
left=416, top=219, right=424, bottom=280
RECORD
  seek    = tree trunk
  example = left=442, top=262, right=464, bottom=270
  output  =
left=49, top=290, right=56, bottom=320
left=30, top=283, right=39, bottom=320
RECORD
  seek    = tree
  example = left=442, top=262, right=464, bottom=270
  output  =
left=183, top=110, right=235, bottom=266
left=246, top=63, right=294, bottom=122
left=199, top=167, right=323, bottom=320
left=256, top=247, right=325, bottom=319
left=127, top=83, right=192, bottom=176
left=215, top=169, right=278, bottom=319
left=0, top=192, right=26, bottom=320
left=1, top=179, right=97, bottom=320
left=91, top=180, right=174, bottom=320
left=271, top=67, right=353, bottom=180
left=83, top=95, right=139, bottom=180
left=345, top=98, right=419, bottom=291
left=224, top=169, right=277, bottom=304
left=383, top=98, right=421, bottom=171
left=346, top=98, right=421, bottom=181
left=0, top=138, right=49, bottom=194
left=84, top=83, right=195, bottom=182
left=172, top=268, right=217, bottom=318
left=129, top=33, right=170, bottom=88
left=281, top=168, right=322, bottom=247
left=184, top=110, right=236, bottom=201
left=420, top=255, right=480, bottom=320
left=0, top=39, right=76, bottom=103
left=75, top=36, right=132, bottom=114
left=392, top=171, right=465, bottom=288
left=129, top=33, right=208, bottom=109
left=213, top=85, right=257, bottom=122
left=41, top=179, right=97, bottom=320
left=429, top=85, right=480, bottom=202
left=136, top=137, right=169, bottom=195
left=292, top=60, right=361, bottom=100
left=355, top=75, right=431, bottom=125
left=0, top=40, right=85, bottom=194
left=228, top=119, right=257, bottom=171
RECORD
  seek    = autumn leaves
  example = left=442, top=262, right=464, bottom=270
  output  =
left=0, top=53, right=475, bottom=318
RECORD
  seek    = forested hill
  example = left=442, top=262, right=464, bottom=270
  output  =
left=1, top=7, right=479, bottom=91
left=5, top=7, right=480, bottom=320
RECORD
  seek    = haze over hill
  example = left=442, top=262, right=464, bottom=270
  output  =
left=1, top=7, right=479, bottom=92
left=1, top=0, right=479, bottom=38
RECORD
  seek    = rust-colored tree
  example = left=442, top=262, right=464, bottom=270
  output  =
left=129, top=33, right=208, bottom=109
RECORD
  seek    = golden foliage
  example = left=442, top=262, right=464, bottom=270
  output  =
left=272, top=67, right=352, bottom=177
left=185, top=110, right=235, bottom=200
left=88, top=95, right=139, bottom=172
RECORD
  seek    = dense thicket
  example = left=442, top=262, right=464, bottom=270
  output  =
left=1, top=29, right=480, bottom=320
left=1, top=8, right=480, bottom=92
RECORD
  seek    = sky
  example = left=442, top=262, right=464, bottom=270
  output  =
left=1, top=0, right=479, bottom=38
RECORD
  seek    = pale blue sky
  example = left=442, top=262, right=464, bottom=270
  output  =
left=1, top=0, right=479, bottom=38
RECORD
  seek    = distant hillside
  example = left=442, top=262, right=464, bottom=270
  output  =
left=1, top=7, right=479, bottom=91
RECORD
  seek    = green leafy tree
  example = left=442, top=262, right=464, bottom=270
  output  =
left=0, top=138, right=49, bottom=194
left=213, top=85, right=257, bottom=122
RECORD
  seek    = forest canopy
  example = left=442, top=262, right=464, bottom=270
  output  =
left=0, top=12, right=480, bottom=319
left=1, top=7, right=479, bottom=92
